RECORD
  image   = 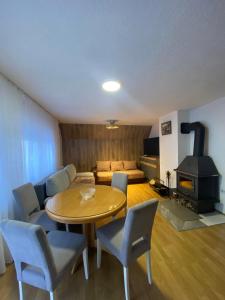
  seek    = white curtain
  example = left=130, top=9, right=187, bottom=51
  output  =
left=0, top=74, right=61, bottom=274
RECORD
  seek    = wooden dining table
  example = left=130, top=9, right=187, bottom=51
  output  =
left=46, top=184, right=126, bottom=245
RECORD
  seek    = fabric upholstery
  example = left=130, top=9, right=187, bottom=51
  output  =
left=111, top=161, right=124, bottom=171
left=111, top=173, right=128, bottom=195
left=13, top=183, right=40, bottom=221
left=13, top=182, right=57, bottom=231
left=96, top=161, right=111, bottom=171
left=96, top=171, right=113, bottom=181
left=47, top=231, right=86, bottom=275
left=97, top=199, right=158, bottom=266
left=46, top=169, right=70, bottom=197
left=1, top=220, right=57, bottom=290
left=96, top=170, right=144, bottom=181
left=118, top=169, right=145, bottom=179
left=73, top=176, right=95, bottom=185
left=29, top=210, right=58, bottom=231
left=64, top=164, right=76, bottom=182
left=34, top=180, right=47, bottom=209
left=1, top=220, right=87, bottom=292
left=123, top=160, right=137, bottom=170
left=76, top=172, right=94, bottom=177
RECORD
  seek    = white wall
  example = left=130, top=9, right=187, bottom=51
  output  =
left=188, top=97, right=225, bottom=212
left=159, top=110, right=189, bottom=188
left=149, top=121, right=159, bottom=137
left=159, top=111, right=179, bottom=188
left=0, top=73, right=62, bottom=218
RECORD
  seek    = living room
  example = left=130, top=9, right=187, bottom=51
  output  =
left=1, top=1, right=225, bottom=300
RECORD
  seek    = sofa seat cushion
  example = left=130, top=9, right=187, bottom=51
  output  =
left=118, top=169, right=145, bottom=179
left=64, top=164, right=76, bottom=182
left=74, top=177, right=95, bottom=185
left=46, top=169, right=70, bottom=197
left=97, top=171, right=113, bottom=182
left=76, top=172, right=94, bottom=177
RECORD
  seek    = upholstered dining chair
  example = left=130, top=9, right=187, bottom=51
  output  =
left=96, top=199, right=158, bottom=300
left=111, top=173, right=128, bottom=215
left=1, top=220, right=89, bottom=300
left=13, top=183, right=57, bottom=231
left=111, top=173, right=128, bottom=196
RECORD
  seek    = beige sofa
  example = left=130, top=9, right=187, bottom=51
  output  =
left=94, top=160, right=145, bottom=184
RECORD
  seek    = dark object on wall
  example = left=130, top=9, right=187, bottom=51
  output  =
left=149, top=178, right=169, bottom=196
left=161, top=121, right=172, bottom=135
left=60, top=124, right=151, bottom=172
left=143, top=137, right=159, bottom=156
left=175, top=122, right=219, bottom=213
left=181, top=122, right=205, bottom=156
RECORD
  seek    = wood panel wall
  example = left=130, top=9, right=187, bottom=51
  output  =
left=60, top=124, right=151, bottom=171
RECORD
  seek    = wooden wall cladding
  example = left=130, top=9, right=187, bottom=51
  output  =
left=60, top=124, right=152, bottom=171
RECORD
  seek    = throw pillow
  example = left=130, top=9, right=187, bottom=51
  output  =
left=111, top=161, right=124, bottom=171
left=96, top=161, right=111, bottom=171
left=123, top=160, right=137, bottom=170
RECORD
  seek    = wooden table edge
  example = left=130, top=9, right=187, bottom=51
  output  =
left=46, top=200, right=127, bottom=224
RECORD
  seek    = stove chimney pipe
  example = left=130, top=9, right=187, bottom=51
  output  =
left=181, top=122, right=205, bottom=156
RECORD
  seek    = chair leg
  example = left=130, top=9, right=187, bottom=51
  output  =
left=146, top=250, right=152, bottom=285
left=97, top=238, right=101, bottom=269
left=65, top=224, right=69, bottom=232
left=83, top=247, right=89, bottom=280
left=123, top=266, right=130, bottom=300
left=18, top=281, right=24, bottom=300
left=49, top=291, right=54, bottom=300
left=71, top=258, right=77, bottom=275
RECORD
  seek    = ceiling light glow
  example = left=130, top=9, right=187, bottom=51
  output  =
left=102, top=81, right=121, bottom=92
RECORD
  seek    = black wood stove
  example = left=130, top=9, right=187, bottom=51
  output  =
left=175, top=122, right=219, bottom=213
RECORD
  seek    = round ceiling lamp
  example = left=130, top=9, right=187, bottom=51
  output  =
left=106, top=120, right=119, bottom=129
left=102, top=81, right=121, bottom=92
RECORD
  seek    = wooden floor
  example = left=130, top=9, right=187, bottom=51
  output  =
left=1, top=183, right=225, bottom=300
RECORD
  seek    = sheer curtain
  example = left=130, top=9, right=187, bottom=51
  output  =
left=0, top=74, right=61, bottom=274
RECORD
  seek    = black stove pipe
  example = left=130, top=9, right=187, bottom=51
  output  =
left=181, top=122, right=205, bottom=156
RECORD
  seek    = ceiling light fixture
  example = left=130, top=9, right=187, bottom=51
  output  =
left=106, top=120, right=119, bottom=129
left=102, top=81, right=121, bottom=92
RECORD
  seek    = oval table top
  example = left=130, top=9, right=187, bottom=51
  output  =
left=46, top=185, right=126, bottom=224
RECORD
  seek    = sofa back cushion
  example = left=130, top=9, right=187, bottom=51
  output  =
left=111, top=161, right=124, bottom=171
left=97, top=161, right=111, bottom=171
left=46, top=169, right=70, bottom=197
left=64, top=164, right=76, bottom=182
left=123, top=160, right=137, bottom=170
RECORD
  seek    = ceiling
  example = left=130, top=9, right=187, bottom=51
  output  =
left=1, top=1, right=225, bottom=125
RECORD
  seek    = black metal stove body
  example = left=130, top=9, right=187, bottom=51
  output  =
left=175, top=122, right=219, bottom=213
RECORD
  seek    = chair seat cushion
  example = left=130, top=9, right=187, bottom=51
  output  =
left=47, top=231, right=86, bottom=274
left=96, top=218, right=125, bottom=262
left=29, top=210, right=57, bottom=231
